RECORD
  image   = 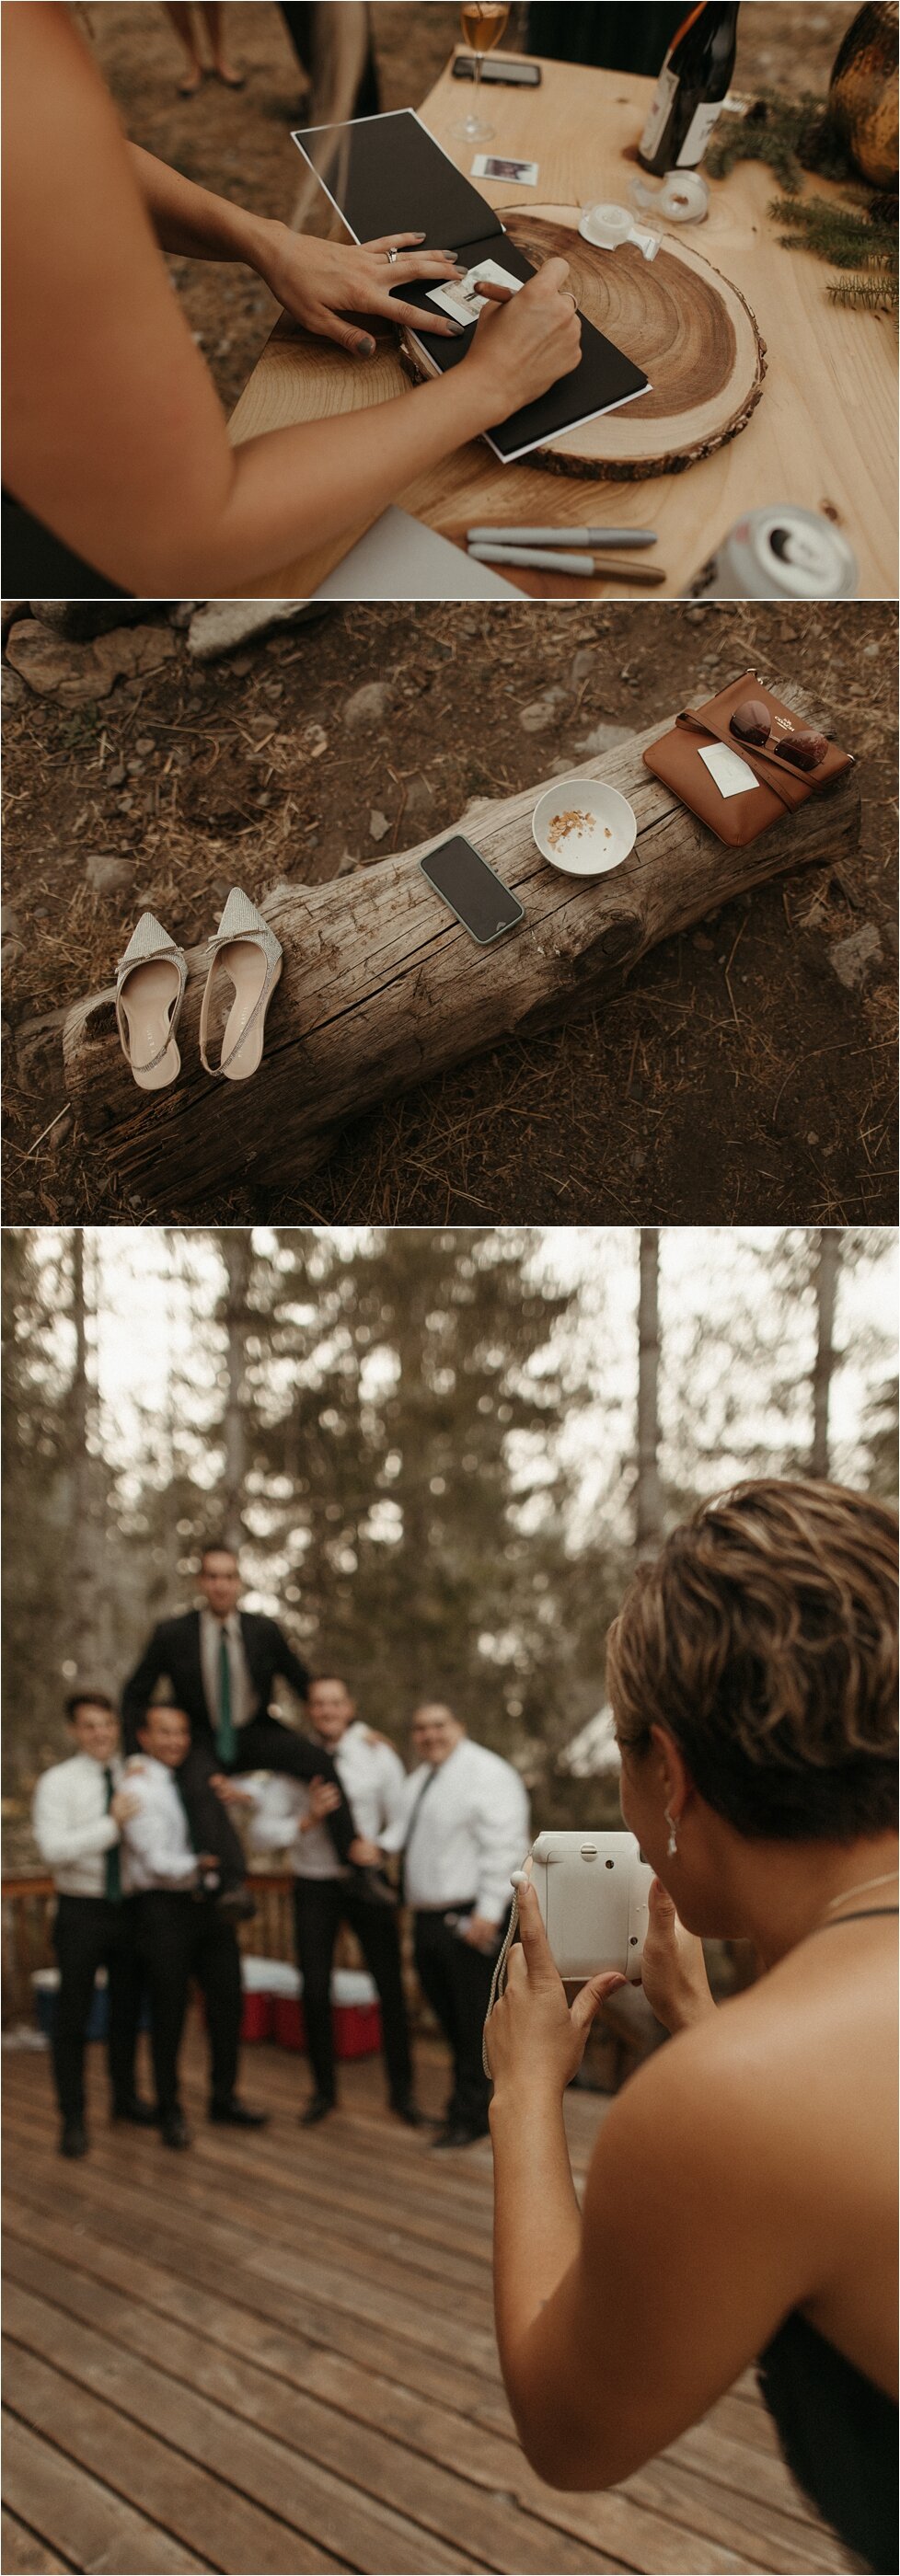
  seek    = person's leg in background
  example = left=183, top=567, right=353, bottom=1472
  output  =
left=107, top=1896, right=156, bottom=2122
left=193, top=1903, right=262, bottom=2122
left=437, top=1922, right=501, bottom=2138
left=293, top=1876, right=341, bottom=2122
left=233, top=1717, right=359, bottom=1869
left=162, top=4, right=243, bottom=98
left=277, top=4, right=380, bottom=120
left=343, top=1890, right=419, bottom=2119
left=134, top=1890, right=192, bottom=2143
left=413, top=1911, right=467, bottom=2126
left=176, top=1739, right=248, bottom=1896
left=51, top=1895, right=107, bottom=2153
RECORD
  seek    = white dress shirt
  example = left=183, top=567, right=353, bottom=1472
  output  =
left=382, top=1738, right=530, bottom=1922
left=32, top=1753, right=124, bottom=1898
left=248, top=1721, right=409, bottom=1880
left=119, top=1755, right=200, bottom=1893
left=200, top=1606, right=258, bottom=1733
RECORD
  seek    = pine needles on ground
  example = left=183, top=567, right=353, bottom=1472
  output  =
left=708, top=93, right=898, bottom=317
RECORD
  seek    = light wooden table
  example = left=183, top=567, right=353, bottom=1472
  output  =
left=228, top=48, right=897, bottom=599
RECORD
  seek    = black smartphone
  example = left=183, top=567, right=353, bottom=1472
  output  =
left=452, top=53, right=542, bottom=85
left=419, top=835, right=525, bottom=945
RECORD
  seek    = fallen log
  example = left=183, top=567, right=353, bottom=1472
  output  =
left=62, top=678, right=860, bottom=1206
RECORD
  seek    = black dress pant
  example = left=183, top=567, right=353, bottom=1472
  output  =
left=134, top=1890, right=241, bottom=2117
left=293, top=1876, right=412, bottom=2106
left=178, top=1719, right=356, bottom=1892
left=52, top=1894, right=144, bottom=2121
left=413, top=1906, right=505, bottom=2132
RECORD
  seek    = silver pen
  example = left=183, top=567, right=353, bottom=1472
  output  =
left=468, top=544, right=665, bottom=583
left=466, top=525, right=658, bottom=548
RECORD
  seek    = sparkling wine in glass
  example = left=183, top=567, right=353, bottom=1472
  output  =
left=455, top=3, right=511, bottom=144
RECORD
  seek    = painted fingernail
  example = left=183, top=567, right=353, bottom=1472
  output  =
left=357, top=333, right=376, bottom=355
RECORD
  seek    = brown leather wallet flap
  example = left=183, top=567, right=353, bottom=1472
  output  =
left=643, top=674, right=852, bottom=849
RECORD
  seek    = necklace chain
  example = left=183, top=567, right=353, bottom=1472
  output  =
left=822, top=1867, right=900, bottom=1915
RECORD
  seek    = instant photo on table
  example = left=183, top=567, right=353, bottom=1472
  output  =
left=291, top=109, right=650, bottom=463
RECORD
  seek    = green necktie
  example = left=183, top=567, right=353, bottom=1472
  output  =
left=103, top=1765, right=121, bottom=1903
left=216, top=1626, right=236, bottom=1762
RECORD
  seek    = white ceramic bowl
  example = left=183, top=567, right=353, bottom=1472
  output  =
left=532, top=777, right=637, bottom=877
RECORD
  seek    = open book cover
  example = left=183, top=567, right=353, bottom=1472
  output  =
left=290, top=108, right=650, bottom=465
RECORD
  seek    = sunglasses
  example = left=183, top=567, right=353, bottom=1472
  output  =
left=729, top=697, right=829, bottom=773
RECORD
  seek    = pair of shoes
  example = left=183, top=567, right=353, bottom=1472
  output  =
left=215, top=1887, right=258, bottom=1925
left=209, top=2098, right=269, bottom=2128
left=111, top=2095, right=158, bottom=2126
left=390, top=2099, right=433, bottom=2128
left=60, top=2117, right=87, bottom=2157
left=299, top=2095, right=335, bottom=2128
left=431, top=2122, right=490, bottom=2151
left=116, top=891, right=283, bottom=1093
left=160, top=2110, right=191, bottom=2150
left=352, top=1867, right=398, bottom=1910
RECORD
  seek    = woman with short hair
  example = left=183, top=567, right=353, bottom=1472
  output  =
left=3, top=3, right=581, bottom=597
left=487, top=1480, right=897, bottom=2574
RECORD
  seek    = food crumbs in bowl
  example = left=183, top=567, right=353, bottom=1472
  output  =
left=548, top=809, right=612, bottom=848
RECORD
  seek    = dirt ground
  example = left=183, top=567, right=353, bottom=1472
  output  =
left=86, top=1, right=860, bottom=417
left=2, top=598, right=895, bottom=1227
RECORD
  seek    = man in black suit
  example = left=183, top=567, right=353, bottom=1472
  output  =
left=121, top=1543, right=387, bottom=1906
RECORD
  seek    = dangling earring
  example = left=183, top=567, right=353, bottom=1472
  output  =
left=664, top=1807, right=678, bottom=1857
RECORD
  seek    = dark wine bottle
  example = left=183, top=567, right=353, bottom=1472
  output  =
left=638, top=3, right=739, bottom=174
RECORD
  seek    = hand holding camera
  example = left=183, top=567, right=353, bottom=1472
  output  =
left=484, top=1872, right=628, bottom=2098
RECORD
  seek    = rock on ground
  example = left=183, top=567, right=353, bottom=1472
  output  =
left=342, top=680, right=394, bottom=730
left=29, top=601, right=163, bottom=638
left=187, top=600, right=331, bottom=660
left=829, top=924, right=882, bottom=989
left=5, top=621, right=178, bottom=705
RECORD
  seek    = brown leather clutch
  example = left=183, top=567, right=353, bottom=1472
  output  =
left=643, top=674, right=853, bottom=848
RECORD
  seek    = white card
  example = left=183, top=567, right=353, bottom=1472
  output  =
left=470, top=153, right=539, bottom=186
left=698, top=742, right=758, bottom=799
left=426, top=257, right=525, bottom=328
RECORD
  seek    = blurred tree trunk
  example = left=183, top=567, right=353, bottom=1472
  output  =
left=69, top=1231, right=98, bottom=1676
left=219, top=1233, right=252, bottom=1550
left=635, top=1229, right=663, bottom=1560
left=810, top=1231, right=842, bottom=1479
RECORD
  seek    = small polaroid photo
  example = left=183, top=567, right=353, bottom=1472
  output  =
left=698, top=743, right=758, bottom=799
left=471, top=152, right=539, bottom=184
left=426, top=256, right=525, bottom=328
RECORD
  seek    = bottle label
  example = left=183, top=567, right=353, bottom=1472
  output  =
left=676, top=98, right=724, bottom=166
left=639, top=64, right=677, bottom=158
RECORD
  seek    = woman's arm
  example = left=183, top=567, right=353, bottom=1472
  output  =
left=3, top=6, right=581, bottom=595
left=488, top=1880, right=825, bottom=2491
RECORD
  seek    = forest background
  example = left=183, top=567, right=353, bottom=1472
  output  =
left=2, top=1225, right=896, bottom=1871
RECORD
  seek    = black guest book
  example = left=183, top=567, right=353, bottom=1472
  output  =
left=291, top=109, right=650, bottom=464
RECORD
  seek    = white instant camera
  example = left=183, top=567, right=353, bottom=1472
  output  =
left=526, top=1831, right=653, bottom=1984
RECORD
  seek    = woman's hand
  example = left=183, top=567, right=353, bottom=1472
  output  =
left=461, top=259, right=583, bottom=423
left=640, top=1878, right=717, bottom=2034
left=486, top=1876, right=627, bottom=2100
left=248, top=222, right=467, bottom=352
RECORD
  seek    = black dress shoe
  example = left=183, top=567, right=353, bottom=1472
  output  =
left=299, top=2094, right=335, bottom=2127
left=215, top=1887, right=258, bottom=1924
left=209, top=2098, right=269, bottom=2127
left=390, top=2098, right=433, bottom=2128
left=431, top=2121, right=490, bottom=2150
left=352, top=1867, right=398, bottom=1909
left=161, top=2110, right=191, bottom=2149
left=60, top=2117, right=87, bottom=2158
left=112, top=2095, right=158, bottom=2126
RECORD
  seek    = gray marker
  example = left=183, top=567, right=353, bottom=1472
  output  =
left=466, top=525, right=658, bottom=548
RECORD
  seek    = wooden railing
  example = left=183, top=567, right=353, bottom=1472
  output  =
left=1, top=1869, right=300, bottom=2026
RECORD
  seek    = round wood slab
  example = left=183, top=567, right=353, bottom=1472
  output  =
left=498, top=204, right=767, bottom=478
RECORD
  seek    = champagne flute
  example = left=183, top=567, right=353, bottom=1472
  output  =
left=454, top=3, right=511, bottom=144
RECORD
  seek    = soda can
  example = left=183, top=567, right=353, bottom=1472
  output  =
left=689, top=508, right=858, bottom=600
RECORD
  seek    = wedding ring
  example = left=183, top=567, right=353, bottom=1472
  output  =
left=563, top=290, right=579, bottom=310
left=386, top=247, right=399, bottom=265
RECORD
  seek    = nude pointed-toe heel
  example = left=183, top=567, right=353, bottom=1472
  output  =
left=199, top=888, right=283, bottom=1083
left=115, top=914, right=188, bottom=1092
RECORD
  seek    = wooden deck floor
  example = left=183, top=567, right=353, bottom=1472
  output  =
left=2, top=2019, right=851, bottom=2576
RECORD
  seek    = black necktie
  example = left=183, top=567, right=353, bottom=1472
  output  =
left=103, top=1767, right=121, bottom=1903
left=402, top=1766, right=437, bottom=1903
